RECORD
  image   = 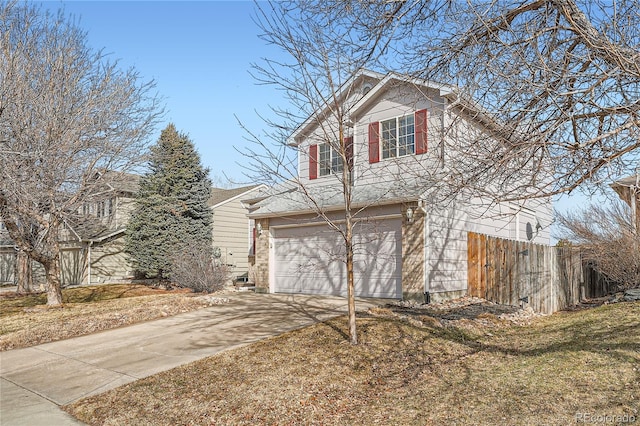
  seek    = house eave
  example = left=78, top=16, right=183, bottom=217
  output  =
left=350, top=72, right=457, bottom=118
left=248, top=195, right=421, bottom=220
left=83, top=228, right=126, bottom=244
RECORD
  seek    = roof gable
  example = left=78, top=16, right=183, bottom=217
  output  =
left=350, top=72, right=455, bottom=117
left=288, top=69, right=385, bottom=145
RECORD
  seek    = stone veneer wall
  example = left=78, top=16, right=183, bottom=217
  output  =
left=253, top=218, right=270, bottom=292
left=401, top=203, right=425, bottom=302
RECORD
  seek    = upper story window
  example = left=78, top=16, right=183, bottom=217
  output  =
left=381, top=115, right=415, bottom=159
left=369, top=109, right=428, bottom=164
left=82, top=198, right=114, bottom=218
left=308, top=137, right=353, bottom=180
left=319, top=143, right=343, bottom=177
left=97, top=199, right=114, bottom=218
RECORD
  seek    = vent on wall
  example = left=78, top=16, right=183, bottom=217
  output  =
left=362, top=83, right=373, bottom=95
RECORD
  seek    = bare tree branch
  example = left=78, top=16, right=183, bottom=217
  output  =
left=0, top=2, right=163, bottom=305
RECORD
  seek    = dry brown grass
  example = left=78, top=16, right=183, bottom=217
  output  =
left=0, top=284, right=210, bottom=351
left=66, top=301, right=640, bottom=426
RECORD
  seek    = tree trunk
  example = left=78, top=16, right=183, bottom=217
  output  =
left=44, top=257, right=63, bottom=306
left=15, top=250, right=33, bottom=294
left=345, top=221, right=357, bottom=345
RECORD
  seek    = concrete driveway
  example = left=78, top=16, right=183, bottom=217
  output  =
left=0, top=292, right=381, bottom=426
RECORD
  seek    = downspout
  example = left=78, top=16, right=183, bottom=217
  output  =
left=632, top=174, right=639, bottom=236
left=418, top=198, right=430, bottom=303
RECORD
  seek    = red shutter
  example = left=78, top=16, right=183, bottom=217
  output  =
left=344, top=136, right=353, bottom=170
left=415, top=109, right=428, bottom=154
left=368, top=122, right=380, bottom=163
left=309, top=144, right=318, bottom=179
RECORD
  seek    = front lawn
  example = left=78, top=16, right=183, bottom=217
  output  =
left=0, top=284, right=211, bottom=351
left=65, top=300, right=640, bottom=425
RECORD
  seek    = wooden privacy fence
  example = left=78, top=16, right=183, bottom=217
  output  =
left=467, top=232, right=616, bottom=314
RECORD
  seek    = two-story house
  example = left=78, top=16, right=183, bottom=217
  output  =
left=247, top=70, right=552, bottom=303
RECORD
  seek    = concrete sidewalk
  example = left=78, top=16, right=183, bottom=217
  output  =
left=0, top=292, right=380, bottom=425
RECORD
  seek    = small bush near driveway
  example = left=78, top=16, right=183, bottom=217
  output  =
left=169, top=245, right=231, bottom=293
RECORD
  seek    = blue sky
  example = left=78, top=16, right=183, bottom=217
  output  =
left=42, top=0, right=610, bottom=237
left=49, top=0, right=284, bottom=186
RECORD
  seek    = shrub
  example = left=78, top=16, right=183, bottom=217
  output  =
left=556, top=199, right=640, bottom=290
left=169, top=245, right=231, bottom=293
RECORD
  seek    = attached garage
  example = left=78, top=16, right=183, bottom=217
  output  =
left=272, top=218, right=402, bottom=298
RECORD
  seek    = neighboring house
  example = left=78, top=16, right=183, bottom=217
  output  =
left=69, top=170, right=140, bottom=285
left=0, top=221, right=15, bottom=283
left=0, top=171, right=140, bottom=286
left=1, top=172, right=260, bottom=286
left=246, top=70, right=552, bottom=302
left=611, top=174, right=640, bottom=233
left=208, top=184, right=267, bottom=281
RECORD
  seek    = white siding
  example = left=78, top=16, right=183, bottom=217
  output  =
left=426, top=194, right=552, bottom=296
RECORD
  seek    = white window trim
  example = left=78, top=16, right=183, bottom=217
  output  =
left=381, top=114, right=415, bottom=159
left=318, top=142, right=343, bottom=177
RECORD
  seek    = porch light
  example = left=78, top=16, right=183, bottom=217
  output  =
left=256, top=222, right=263, bottom=236
left=406, top=207, right=414, bottom=224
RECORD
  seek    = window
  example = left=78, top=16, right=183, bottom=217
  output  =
left=318, top=143, right=343, bottom=177
left=97, top=198, right=114, bottom=218
left=309, top=137, right=352, bottom=180
left=368, top=109, right=427, bottom=164
left=381, top=114, right=414, bottom=159
left=82, top=202, right=94, bottom=216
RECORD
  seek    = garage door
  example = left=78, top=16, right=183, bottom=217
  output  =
left=273, top=218, right=401, bottom=298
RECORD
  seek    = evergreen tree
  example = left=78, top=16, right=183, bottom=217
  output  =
left=125, top=124, right=213, bottom=279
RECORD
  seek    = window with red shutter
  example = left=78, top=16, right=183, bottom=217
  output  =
left=368, top=122, right=380, bottom=163
left=309, top=144, right=318, bottom=179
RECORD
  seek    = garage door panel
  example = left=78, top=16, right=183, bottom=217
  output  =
left=273, top=218, right=401, bottom=298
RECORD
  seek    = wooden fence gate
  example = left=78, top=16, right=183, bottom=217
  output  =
left=467, top=232, right=616, bottom=314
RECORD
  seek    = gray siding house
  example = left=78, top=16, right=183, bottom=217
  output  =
left=246, top=70, right=552, bottom=302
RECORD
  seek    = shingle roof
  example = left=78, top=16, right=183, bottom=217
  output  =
left=611, top=174, right=640, bottom=208
left=208, top=184, right=263, bottom=208
left=612, top=175, right=640, bottom=188
left=247, top=178, right=429, bottom=218
left=98, top=170, right=140, bottom=194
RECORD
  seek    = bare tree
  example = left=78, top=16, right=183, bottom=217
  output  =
left=366, top=0, right=640, bottom=200
left=0, top=2, right=162, bottom=305
left=242, top=1, right=405, bottom=345
left=556, top=198, right=640, bottom=289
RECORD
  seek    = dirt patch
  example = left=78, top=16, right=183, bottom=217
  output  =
left=383, top=296, right=546, bottom=330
